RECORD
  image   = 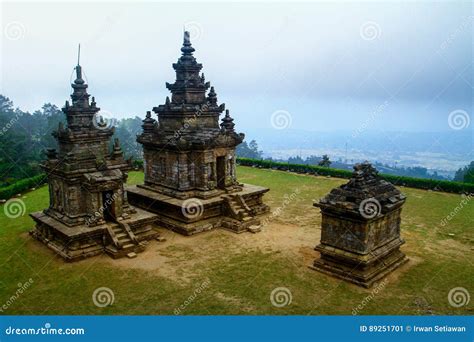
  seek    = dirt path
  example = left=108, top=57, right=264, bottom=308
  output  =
left=103, top=221, right=321, bottom=284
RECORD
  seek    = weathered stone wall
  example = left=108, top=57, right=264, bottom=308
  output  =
left=144, top=147, right=237, bottom=193
left=321, top=208, right=403, bottom=255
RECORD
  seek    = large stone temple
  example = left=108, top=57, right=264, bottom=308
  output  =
left=311, top=162, right=408, bottom=287
left=30, top=61, right=159, bottom=261
left=127, top=32, right=269, bottom=235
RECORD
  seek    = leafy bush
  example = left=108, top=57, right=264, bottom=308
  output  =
left=236, top=158, right=474, bottom=194
left=132, top=159, right=144, bottom=170
left=0, top=174, right=47, bottom=200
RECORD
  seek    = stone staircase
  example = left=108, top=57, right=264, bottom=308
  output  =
left=222, top=194, right=261, bottom=233
left=105, top=221, right=145, bottom=259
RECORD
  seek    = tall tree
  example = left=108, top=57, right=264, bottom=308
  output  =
left=318, top=154, right=332, bottom=167
left=236, top=139, right=263, bottom=159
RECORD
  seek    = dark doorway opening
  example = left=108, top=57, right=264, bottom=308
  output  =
left=102, top=190, right=116, bottom=221
left=216, top=156, right=226, bottom=189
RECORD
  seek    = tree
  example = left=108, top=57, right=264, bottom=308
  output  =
left=305, top=155, right=321, bottom=165
left=113, top=116, right=143, bottom=160
left=236, top=139, right=263, bottom=159
left=318, top=154, right=332, bottom=167
left=454, top=161, right=474, bottom=183
left=288, top=156, right=304, bottom=164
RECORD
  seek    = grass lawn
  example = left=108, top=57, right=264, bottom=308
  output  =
left=0, top=166, right=472, bottom=315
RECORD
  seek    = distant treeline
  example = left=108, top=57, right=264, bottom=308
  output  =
left=237, top=157, right=474, bottom=195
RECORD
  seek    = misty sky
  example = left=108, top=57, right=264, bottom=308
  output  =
left=1, top=1, right=473, bottom=133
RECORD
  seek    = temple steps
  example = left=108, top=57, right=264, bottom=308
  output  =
left=105, top=222, right=145, bottom=259
left=222, top=194, right=261, bottom=233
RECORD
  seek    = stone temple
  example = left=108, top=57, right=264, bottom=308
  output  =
left=311, top=162, right=408, bottom=287
left=127, top=32, right=269, bottom=235
left=30, top=61, right=159, bottom=261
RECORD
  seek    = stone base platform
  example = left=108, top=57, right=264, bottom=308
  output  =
left=126, top=183, right=270, bottom=236
left=30, top=207, right=159, bottom=262
left=310, top=238, right=408, bottom=288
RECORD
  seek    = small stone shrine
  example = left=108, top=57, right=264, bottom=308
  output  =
left=127, top=32, right=269, bottom=235
left=311, top=162, right=408, bottom=287
left=30, top=60, right=158, bottom=261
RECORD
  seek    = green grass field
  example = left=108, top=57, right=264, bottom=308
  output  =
left=0, top=166, right=472, bottom=315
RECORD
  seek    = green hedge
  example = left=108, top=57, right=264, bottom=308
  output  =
left=0, top=174, right=47, bottom=200
left=236, top=157, right=474, bottom=195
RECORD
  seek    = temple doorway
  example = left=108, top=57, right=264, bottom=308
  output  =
left=102, top=191, right=116, bottom=221
left=216, top=156, right=226, bottom=189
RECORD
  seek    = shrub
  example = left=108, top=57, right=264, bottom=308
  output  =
left=133, top=159, right=144, bottom=170
left=0, top=174, right=47, bottom=200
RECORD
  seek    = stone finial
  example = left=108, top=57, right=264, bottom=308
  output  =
left=207, top=86, right=218, bottom=105
left=181, top=30, right=195, bottom=55
left=70, top=62, right=91, bottom=109
left=142, top=110, right=156, bottom=133
left=46, top=148, right=58, bottom=160
left=74, top=64, right=85, bottom=85
left=220, top=109, right=235, bottom=131
left=114, top=138, right=121, bottom=151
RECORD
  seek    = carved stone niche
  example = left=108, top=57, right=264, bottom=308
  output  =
left=311, top=162, right=408, bottom=288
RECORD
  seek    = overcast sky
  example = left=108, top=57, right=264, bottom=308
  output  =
left=1, top=1, right=472, bottom=132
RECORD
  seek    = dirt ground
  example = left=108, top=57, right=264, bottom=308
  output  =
left=104, top=221, right=420, bottom=291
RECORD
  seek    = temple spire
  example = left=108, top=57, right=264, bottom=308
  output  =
left=181, top=30, right=195, bottom=55
left=68, top=45, right=91, bottom=109
left=74, top=44, right=85, bottom=86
